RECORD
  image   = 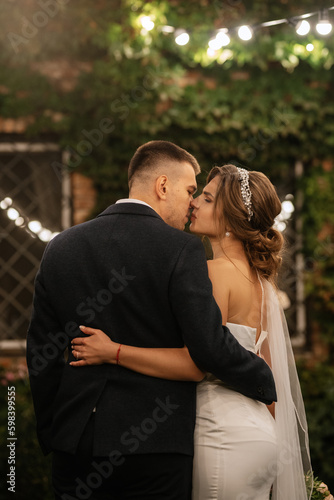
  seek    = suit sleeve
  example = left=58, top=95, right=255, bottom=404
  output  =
left=26, top=252, right=67, bottom=455
left=169, top=237, right=277, bottom=404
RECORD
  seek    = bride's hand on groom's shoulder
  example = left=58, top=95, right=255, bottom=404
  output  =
left=70, top=325, right=116, bottom=366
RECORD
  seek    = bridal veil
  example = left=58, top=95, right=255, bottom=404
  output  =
left=259, top=279, right=313, bottom=500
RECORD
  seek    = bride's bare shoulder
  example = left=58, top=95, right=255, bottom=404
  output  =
left=207, top=258, right=236, bottom=272
left=207, top=259, right=238, bottom=282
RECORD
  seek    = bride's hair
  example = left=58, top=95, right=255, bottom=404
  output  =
left=207, top=165, right=284, bottom=283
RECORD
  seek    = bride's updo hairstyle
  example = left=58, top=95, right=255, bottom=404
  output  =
left=207, top=164, right=284, bottom=282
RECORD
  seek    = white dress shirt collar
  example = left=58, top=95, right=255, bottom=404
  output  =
left=116, top=198, right=154, bottom=210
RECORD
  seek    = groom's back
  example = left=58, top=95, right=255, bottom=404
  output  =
left=38, top=202, right=198, bottom=456
left=47, top=203, right=190, bottom=347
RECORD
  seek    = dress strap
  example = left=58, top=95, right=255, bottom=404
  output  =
left=255, top=329, right=268, bottom=354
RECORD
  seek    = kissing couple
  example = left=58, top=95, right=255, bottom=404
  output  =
left=27, top=140, right=312, bottom=499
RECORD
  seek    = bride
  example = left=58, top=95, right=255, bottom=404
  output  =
left=71, top=165, right=312, bottom=499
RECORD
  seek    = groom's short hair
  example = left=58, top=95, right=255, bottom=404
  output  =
left=128, top=140, right=200, bottom=188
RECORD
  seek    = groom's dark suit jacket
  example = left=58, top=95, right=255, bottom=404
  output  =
left=27, top=202, right=276, bottom=457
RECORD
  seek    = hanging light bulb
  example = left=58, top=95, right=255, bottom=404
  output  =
left=275, top=221, right=287, bottom=232
left=306, top=43, right=314, bottom=51
left=175, top=29, right=190, bottom=46
left=15, top=217, right=25, bottom=227
left=208, top=37, right=223, bottom=50
left=316, top=9, right=332, bottom=35
left=208, top=29, right=230, bottom=50
left=296, top=20, right=311, bottom=36
left=28, top=220, right=42, bottom=233
left=7, top=208, right=19, bottom=221
left=282, top=200, right=295, bottom=213
left=39, top=229, right=53, bottom=242
left=0, top=197, right=13, bottom=209
left=140, top=16, right=155, bottom=31
left=216, top=30, right=231, bottom=46
left=238, top=25, right=253, bottom=41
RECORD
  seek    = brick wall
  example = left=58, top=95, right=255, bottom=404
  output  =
left=71, top=172, right=97, bottom=225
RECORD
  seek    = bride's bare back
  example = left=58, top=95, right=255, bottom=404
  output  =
left=207, top=256, right=263, bottom=340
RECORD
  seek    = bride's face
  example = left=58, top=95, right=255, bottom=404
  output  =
left=189, top=176, right=221, bottom=237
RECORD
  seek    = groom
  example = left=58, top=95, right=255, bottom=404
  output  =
left=27, top=140, right=276, bottom=500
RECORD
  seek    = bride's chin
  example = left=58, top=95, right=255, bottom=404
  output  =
left=189, top=223, right=200, bottom=234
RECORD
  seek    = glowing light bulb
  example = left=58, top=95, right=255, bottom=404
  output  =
left=238, top=25, right=253, bottom=41
left=208, top=30, right=230, bottom=52
left=306, top=43, right=314, bottom=51
left=0, top=197, right=13, bottom=209
left=296, top=20, right=310, bottom=36
left=28, top=220, right=42, bottom=233
left=15, top=217, right=25, bottom=226
left=209, top=38, right=223, bottom=50
left=282, top=200, right=295, bottom=214
left=7, top=208, right=19, bottom=220
left=175, top=31, right=190, bottom=46
left=276, top=221, right=287, bottom=232
left=216, top=30, right=230, bottom=47
left=316, top=10, right=332, bottom=35
left=316, top=21, right=332, bottom=35
left=140, top=16, right=154, bottom=31
left=39, top=229, right=53, bottom=242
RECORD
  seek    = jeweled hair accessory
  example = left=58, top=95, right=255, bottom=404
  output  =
left=237, top=167, right=253, bottom=221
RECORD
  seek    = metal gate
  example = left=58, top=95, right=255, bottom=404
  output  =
left=0, top=142, right=70, bottom=352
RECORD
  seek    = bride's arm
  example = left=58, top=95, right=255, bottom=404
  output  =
left=70, top=326, right=205, bottom=382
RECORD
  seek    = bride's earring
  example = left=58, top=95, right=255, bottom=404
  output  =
left=225, top=231, right=230, bottom=237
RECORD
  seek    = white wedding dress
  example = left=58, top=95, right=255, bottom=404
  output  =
left=192, top=322, right=277, bottom=500
left=192, top=279, right=312, bottom=500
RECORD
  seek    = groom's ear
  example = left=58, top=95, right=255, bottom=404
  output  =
left=155, top=175, right=168, bottom=200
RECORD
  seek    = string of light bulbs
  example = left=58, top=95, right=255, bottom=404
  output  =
left=139, top=7, right=334, bottom=52
left=0, top=196, right=59, bottom=242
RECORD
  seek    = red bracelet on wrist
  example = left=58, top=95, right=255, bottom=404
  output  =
left=116, top=344, right=122, bottom=365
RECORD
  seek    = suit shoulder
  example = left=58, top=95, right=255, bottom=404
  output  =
left=163, top=226, right=204, bottom=250
left=43, top=218, right=97, bottom=253
left=52, top=220, right=90, bottom=239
